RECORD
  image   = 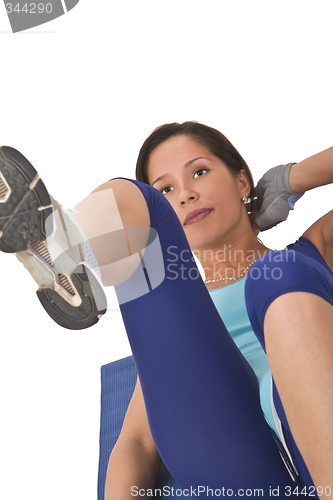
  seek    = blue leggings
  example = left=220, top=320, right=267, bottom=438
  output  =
left=113, top=179, right=304, bottom=497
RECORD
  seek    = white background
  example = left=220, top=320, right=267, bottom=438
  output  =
left=0, top=1, right=333, bottom=498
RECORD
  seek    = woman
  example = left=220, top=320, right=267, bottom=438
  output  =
left=0, top=123, right=332, bottom=498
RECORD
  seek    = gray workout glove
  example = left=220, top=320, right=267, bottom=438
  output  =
left=254, top=163, right=304, bottom=231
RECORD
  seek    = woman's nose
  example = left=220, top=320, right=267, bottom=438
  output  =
left=179, top=186, right=198, bottom=205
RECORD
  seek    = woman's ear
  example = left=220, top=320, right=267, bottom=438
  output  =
left=237, top=169, right=251, bottom=196
left=238, top=171, right=258, bottom=234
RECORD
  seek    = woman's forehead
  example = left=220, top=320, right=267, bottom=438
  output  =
left=147, top=135, right=213, bottom=181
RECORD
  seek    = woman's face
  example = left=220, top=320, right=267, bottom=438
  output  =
left=147, top=134, right=251, bottom=250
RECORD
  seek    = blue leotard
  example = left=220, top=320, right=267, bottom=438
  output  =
left=112, top=178, right=331, bottom=498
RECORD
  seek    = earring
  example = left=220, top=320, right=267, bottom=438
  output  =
left=242, top=192, right=249, bottom=203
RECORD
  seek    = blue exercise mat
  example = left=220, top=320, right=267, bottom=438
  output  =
left=98, top=355, right=195, bottom=499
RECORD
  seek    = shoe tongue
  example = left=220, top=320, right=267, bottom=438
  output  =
left=46, top=198, right=85, bottom=264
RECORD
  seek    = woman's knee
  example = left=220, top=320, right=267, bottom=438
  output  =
left=247, top=249, right=298, bottom=286
left=73, top=179, right=151, bottom=286
left=245, top=250, right=311, bottom=347
left=94, top=178, right=151, bottom=229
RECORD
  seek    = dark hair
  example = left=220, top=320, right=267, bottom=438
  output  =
left=135, top=121, right=256, bottom=212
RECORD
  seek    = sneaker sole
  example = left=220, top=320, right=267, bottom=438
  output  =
left=0, top=146, right=53, bottom=253
left=0, top=147, right=107, bottom=329
left=37, top=264, right=107, bottom=330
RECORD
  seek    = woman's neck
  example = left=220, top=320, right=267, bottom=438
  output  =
left=193, top=234, right=271, bottom=291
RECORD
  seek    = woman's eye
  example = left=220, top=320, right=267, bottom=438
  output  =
left=160, top=185, right=174, bottom=195
left=194, top=168, right=209, bottom=178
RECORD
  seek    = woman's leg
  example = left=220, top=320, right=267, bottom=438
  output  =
left=76, top=178, right=297, bottom=495
left=245, top=248, right=333, bottom=497
left=264, top=293, right=333, bottom=498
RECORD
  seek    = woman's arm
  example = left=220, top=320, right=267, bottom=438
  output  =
left=254, top=146, right=333, bottom=232
left=289, top=146, right=333, bottom=193
left=104, top=376, right=161, bottom=500
left=292, top=146, right=333, bottom=263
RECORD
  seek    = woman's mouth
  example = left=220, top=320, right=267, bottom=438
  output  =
left=184, top=208, right=213, bottom=225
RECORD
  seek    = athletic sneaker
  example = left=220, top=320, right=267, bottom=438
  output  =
left=0, top=146, right=107, bottom=330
